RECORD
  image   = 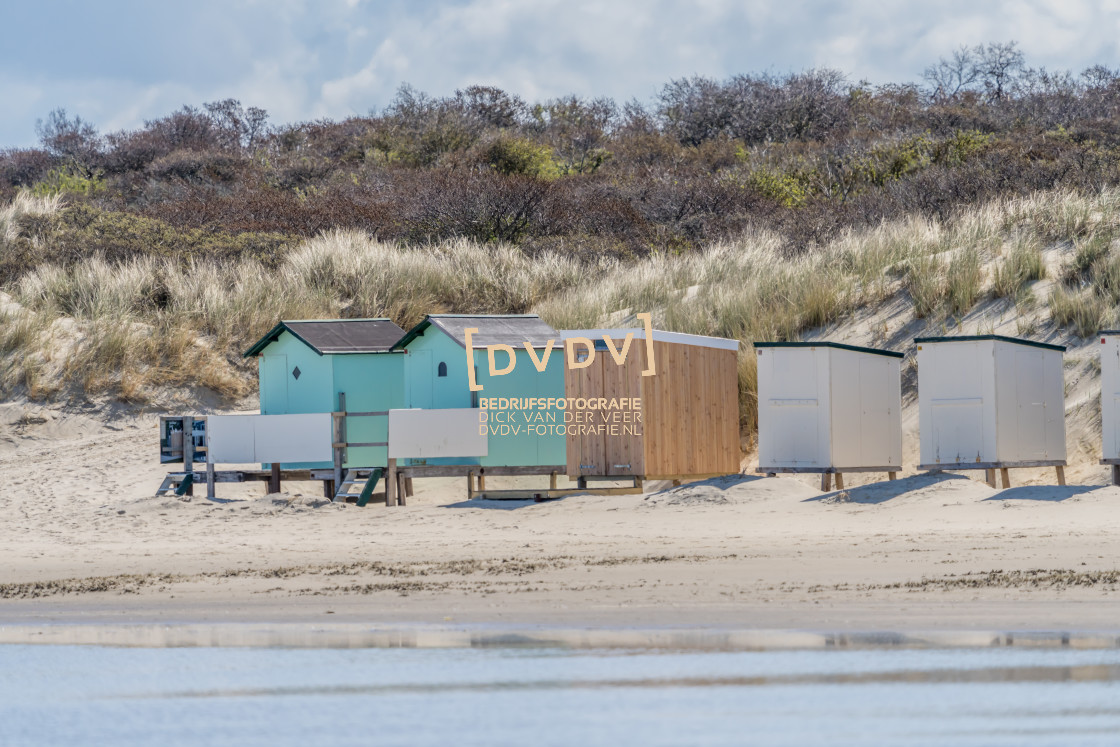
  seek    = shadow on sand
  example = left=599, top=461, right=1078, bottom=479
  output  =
left=983, top=485, right=1099, bottom=502
left=646, top=473, right=769, bottom=497
left=802, top=471, right=973, bottom=505
left=442, top=494, right=578, bottom=510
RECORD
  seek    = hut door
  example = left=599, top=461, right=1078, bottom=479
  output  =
left=1014, top=348, right=1048, bottom=459
left=410, top=350, right=434, bottom=409
left=262, top=355, right=288, bottom=414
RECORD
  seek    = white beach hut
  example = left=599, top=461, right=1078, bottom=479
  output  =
left=1098, top=331, right=1120, bottom=484
left=915, top=335, right=1066, bottom=487
left=755, top=341, right=903, bottom=490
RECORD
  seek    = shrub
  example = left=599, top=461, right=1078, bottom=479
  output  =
left=482, top=136, right=561, bottom=179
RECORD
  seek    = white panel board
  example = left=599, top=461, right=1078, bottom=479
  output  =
left=252, top=413, right=332, bottom=463
left=388, top=408, right=488, bottom=459
left=207, top=413, right=332, bottom=464
left=206, top=415, right=256, bottom=463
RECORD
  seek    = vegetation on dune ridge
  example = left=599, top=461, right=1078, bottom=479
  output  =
left=5, top=42, right=1120, bottom=260
left=6, top=41, right=1120, bottom=436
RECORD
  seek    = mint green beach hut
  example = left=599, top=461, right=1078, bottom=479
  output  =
left=243, top=319, right=406, bottom=469
left=391, top=314, right=566, bottom=467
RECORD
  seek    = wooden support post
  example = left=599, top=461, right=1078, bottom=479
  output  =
left=269, top=463, right=281, bottom=494
left=478, top=473, right=486, bottom=493
left=332, top=413, right=343, bottom=497
left=985, top=469, right=997, bottom=488
left=397, top=472, right=407, bottom=506
left=820, top=473, right=832, bottom=492
left=385, top=458, right=397, bottom=507
left=887, top=472, right=898, bottom=481
left=672, top=479, right=682, bottom=487
left=1055, top=465, right=1066, bottom=486
left=1113, top=465, right=1120, bottom=487
left=835, top=473, right=845, bottom=490
left=405, top=477, right=414, bottom=497
left=182, top=416, right=194, bottom=496
left=634, top=477, right=643, bottom=492
left=206, top=460, right=215, bottom=500
left=323, top=479, right=335, bottom=499
left=467, top=471, right=475, bottom=499
left=1000, top=468, right=1011, bottom=489
left=549, top=471, right=558, bottom=490
left=577, top=476, right=587, bottom=490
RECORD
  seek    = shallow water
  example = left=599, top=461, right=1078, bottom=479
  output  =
left=3, top=643, right=1120, bottom=746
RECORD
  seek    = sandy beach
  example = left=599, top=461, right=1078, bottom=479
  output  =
left=3, top=396, right=1120, bottom=642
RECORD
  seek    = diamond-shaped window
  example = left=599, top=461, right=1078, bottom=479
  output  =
left=292, top=366, right=301, bottom=380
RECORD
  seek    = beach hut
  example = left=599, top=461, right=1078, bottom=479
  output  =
left=560, top=329, right=740, bottom=482
left=392, top=314, right=566, bottom=467
left=754, top=341, right=903, bottom=489
left=243, top=319, right=406, bottom=470
left=1098, top=331, right=1120, bottom=484
left=915, top=335, right=1067, bottom=487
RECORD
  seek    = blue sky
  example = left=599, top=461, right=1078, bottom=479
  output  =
left=1, top=0, right=1117, bottom=147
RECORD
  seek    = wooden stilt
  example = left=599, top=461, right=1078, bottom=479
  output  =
left=397, top=472, right=407, bottom=506
left=1112, top=465, right=1120, bottom=487
left=478, top=473, right=486, bottom=494
left=404, top=477, right=414, bottom=497
left=1055, top=465, right=1066, bottom=486
left=182, top=416, right=194, bottom=496
left=385, top=458, right=397, bottom=506
left=887, top=472, right=897, bottom=481
left=323, top=479, right=335, bottom=499
left=549, top=471, right=558, bottom=490
left=269, top=463, right=281, bottom=494
left=206, top=461, right=215, bottom=499
left=820, top=473, right=832, bottom=491
left=835, top=473, right=845, bottom=490
left=985, top=469, right=997, bottom=488
left=467, top=471, right=475, bottom=499
left=1000, top=467, right=1011, bottom=489
left=577, top=476, right=587, bottom=490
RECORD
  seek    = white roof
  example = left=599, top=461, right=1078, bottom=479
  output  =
left=560, top=328, right=739, bottom=351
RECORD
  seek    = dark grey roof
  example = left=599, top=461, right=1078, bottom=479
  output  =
left=393, top=314, right=561, bottom=350
left=244, top=319, right=406, bottom=357
left=913, top=334, right=1065, bottom=352
left=753, top=341, right=904, bottom=359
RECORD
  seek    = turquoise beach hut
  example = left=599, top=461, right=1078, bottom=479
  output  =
left=243, top=319, right=406, bottom=469
left=392, top=314, right=566, bottom=467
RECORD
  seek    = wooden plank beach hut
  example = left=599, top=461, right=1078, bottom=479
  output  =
left=754, top=341, right=903, bottom=489
left=243, top=319, right=406, bottom=474
left=560, top=328, right=741, bottom=483
left=915, top=335, right=1067, bottom=487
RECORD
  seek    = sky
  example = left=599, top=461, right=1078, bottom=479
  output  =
left=1, top=0, right=1118, bottom=148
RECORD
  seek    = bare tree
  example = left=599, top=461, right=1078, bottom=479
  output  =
left=974, top=41, right=1024, bottom=101
left=204, top=99, right=269, bottom=151
left=923, top=46, right=979, bottom=99
left=35, top=108, right=101, bottom=174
